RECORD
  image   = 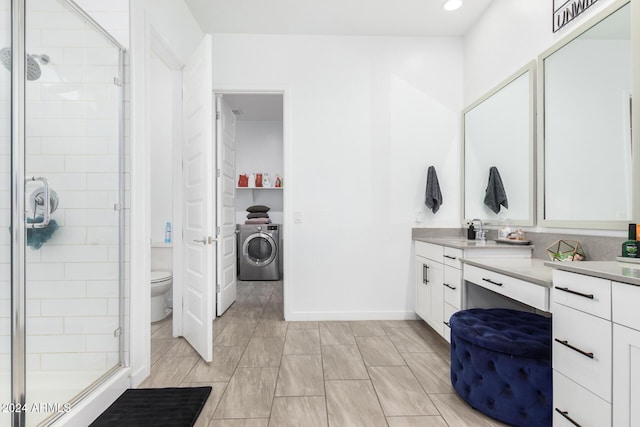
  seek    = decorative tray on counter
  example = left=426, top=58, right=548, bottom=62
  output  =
left=495, top=238, right=531, bottom=245
left=616, top=256, right=640, bottom=264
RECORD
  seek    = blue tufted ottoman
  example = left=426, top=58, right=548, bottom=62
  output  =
left=450, top=308, right=552, bottom=427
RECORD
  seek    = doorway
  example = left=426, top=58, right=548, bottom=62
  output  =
left=148, top=29, right=184, bottom=340
left=218, top=93, right=285, bottom=320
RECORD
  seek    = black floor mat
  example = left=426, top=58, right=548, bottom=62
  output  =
left=90, top=387, right=212, bottom=427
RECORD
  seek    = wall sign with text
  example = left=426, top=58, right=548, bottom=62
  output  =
left=553, top=0, right=599, bottom=32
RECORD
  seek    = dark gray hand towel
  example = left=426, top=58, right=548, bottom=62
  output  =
left=425, top=166, right=443, bottom=214
left=484, top=166, right=508, bottom=214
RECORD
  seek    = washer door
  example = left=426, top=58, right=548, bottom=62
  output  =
left=242, top=232, right=277, bottom=266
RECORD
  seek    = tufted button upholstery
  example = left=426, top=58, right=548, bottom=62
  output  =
left=450, top=308, right=552, bottom=427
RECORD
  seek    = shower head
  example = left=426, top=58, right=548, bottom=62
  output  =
left=0, top=48, right=50, bottom=81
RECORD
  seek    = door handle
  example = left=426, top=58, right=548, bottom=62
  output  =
left=193, top=236, right=218, bottom=244
left=26, top=176, right=51, bottom=229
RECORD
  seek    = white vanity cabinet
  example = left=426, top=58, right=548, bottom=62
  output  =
left=415, top=242, right=445, bottom=337
left=549, top=266, right=640, bottom=427
left=414, top=239, right=532, bottom=342
left=612, top=281, right=640, bottom=427
left=552, top=270, right=612, bottom=427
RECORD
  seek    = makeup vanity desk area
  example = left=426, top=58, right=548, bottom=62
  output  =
left=413, top=238, right=545, bottom=342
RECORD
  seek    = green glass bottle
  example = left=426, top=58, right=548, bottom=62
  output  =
left=622, top=224, right=638, bottom=257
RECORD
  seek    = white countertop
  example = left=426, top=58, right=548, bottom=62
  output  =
left=462, top=257, right=553, bottom=287
left=414, top=237, right=534, bottom=251
left=544, top=260, right=640, bottom=287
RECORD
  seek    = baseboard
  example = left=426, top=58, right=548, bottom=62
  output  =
left=129, top=365, right=150, bottom=388
left=52, top=368, right=130, bottom=427
left=285, top=310, right=419, bottom=321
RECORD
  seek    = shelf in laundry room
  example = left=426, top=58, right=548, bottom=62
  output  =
left=236, top=187, right=283, bottom=190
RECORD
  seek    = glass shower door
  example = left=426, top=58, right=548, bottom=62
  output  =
left=23, top=1, right=124, bottom=425
left=0, top=0, right=10, bottom=425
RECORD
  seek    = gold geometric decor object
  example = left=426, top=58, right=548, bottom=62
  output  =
left=546, top=240, right=585, bottom=261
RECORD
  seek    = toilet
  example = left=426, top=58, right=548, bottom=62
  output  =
left=150, top=270, right=172, bottom=322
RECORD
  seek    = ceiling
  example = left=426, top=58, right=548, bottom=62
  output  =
left=185, top=0, right=493, bottom=37
left=223, top=94, right=283, bottom=121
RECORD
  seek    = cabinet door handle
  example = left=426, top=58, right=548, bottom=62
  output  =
left=482, top=277, right=503, bottom=287
left=444, top=283, right=457, bottom=290
left=423, top=264, right=429, bottom=284
left=555, top=286, right=594, bottom=300
left=443, top=321, right=451, bottom=328
left=444, top=255, right=457, bottom=260
left=554, top=338, right=594, bottom=359
left=554, top=408, right=581, bottom=427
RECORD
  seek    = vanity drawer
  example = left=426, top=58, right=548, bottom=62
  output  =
left=415, top=241, right=443, bottom=262
left=553, top=303, right=612, bottom=402
left=612, top=281, right=640, bottom=331
left=443, top=247, right=463, bottom=268
left=553, top=371, right=611, bottom=427
left=443, top=265, right=461, bottom=308
left=463, top=264, right=549, bottom=311
left=552, top=270, right=611, bottom=320
left=443, top=302, right=457, bottom=343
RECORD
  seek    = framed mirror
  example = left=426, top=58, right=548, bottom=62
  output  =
left=463, top=62, right=536, bottom=226
left=539, top=0, right=633, bottom=229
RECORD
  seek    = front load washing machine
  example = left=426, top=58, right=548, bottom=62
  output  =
left=237, top=224, right=281, bottom=281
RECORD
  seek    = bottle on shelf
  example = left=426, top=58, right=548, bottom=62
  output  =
left=275, top=175, right=281, bottom=188
left=164, top=222, right=172, bottom=244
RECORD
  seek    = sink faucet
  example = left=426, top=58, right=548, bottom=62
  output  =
left=471, top=218, right=486, bottom=241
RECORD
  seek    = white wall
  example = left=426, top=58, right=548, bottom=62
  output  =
left=130, top=0, right=203, bottom=385
left=235, top=120, right=284, bottom=224
left=150, top=56, right=174, bottom=243
left=464, top=0, right=617, bottom=104
left=74, top=0, right=129, bottom=48
left=213, top=34, right=463, bottom=319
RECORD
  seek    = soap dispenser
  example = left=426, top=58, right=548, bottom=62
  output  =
left=467, top=223, right=476, bottom=240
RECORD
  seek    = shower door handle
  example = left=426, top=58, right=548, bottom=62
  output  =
left=26, top=176, right=51, bottom=229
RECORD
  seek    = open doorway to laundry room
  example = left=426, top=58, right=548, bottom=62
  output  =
left=217, top=93, right=285, bottom=323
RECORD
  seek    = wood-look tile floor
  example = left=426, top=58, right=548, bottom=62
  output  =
left=145, top=281, right=509, bottom=427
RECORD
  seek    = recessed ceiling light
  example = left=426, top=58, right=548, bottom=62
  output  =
left=443, top=0, right=463, bottom=11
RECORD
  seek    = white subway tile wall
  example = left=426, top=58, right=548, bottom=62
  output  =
left=23, top=0, right=123, bottom=385
left=0, top=1, right=129, bottom=422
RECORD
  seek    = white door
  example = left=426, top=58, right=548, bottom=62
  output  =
left=181, top=35, right=214, bottom=362
left=216, top=95, right=237, bottom=315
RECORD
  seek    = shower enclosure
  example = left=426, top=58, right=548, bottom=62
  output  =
left=1, top=0, right=127, bottom=426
